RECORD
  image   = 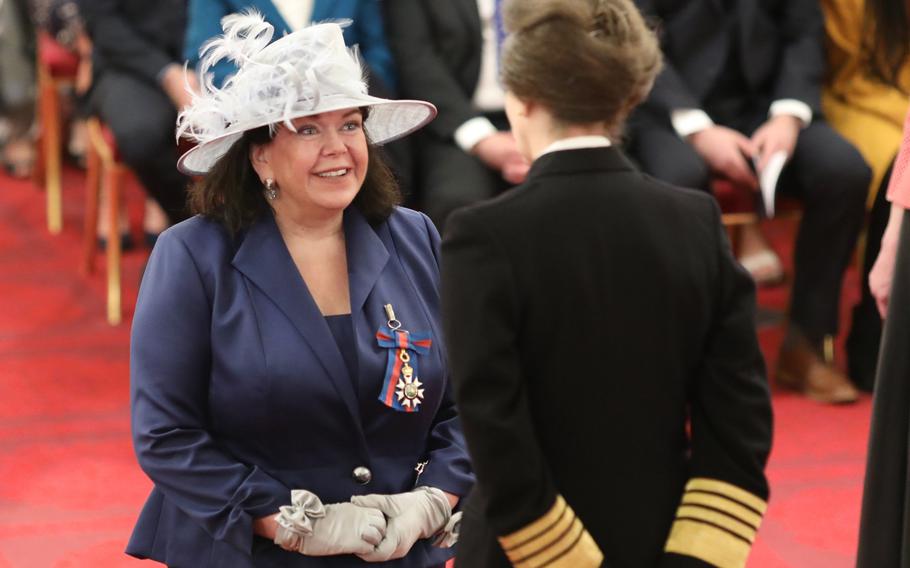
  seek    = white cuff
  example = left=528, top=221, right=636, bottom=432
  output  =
left=769, top=99, right=813, bottom=127
left=454, top=117, right=499, bottom=152
left=670, top=109, right=715, bottom=138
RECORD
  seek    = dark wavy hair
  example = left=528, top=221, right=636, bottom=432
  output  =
left=188, top=109, right=401, bottom=234
left=863, top=0, right=910, bottom=89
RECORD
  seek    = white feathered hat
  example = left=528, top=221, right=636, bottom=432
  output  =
left=176, top=12, right=436, bottom=175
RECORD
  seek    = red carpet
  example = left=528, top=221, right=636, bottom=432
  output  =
left=0, top=166, right=869, bottom=566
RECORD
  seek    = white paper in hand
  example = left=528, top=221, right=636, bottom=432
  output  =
left=754, top=150, right=788, bottom=218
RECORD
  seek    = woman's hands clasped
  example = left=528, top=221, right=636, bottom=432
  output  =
left=270, top=487, right=456, bottom=560
left=351, top=487, right=453, bottom=562
left=272, top=490, right=387, bottom=556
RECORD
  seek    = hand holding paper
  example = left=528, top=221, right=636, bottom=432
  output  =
left=753, top=150, right=788, bottom=218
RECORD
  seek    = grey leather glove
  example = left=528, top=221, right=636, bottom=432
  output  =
left=351, top=486, right=452, bottom=562
left=274, top=489, right=387, bottom=556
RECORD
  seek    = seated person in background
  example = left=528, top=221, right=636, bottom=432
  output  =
left=820, top=0, right=910, bottom=390
left=129, top=15, right=472, bottom=567
left=384, top=0, right=530, bottom=230
left=0, top=0, right=35, bottom=178
left=442, top=0, right=772, bottom=566
left=629, top=0, right=871, bottom=404
left=78, top=0, right=197, bottom=245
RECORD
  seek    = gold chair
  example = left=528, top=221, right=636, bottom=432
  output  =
left=82, top=117, right=130, bottom=325
left=34, top=32, right=80, bottom=234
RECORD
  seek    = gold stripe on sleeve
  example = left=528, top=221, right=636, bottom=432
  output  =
left=498, top=495, right=604, bottom=568
left=685, top=478, right=768, bottom=515
left=663, top=478, right=767, bottom=568
left=675, top=505, right=757, bottom=542
left=681, top=492, right=763, bottom=529
left=499, top=495, right=570, bottom=552
left=665, top=518, right=752, bottom=568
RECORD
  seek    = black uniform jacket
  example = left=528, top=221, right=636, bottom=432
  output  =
left=441, top=147, right=774, bottom=568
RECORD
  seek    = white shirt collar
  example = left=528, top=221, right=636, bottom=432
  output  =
left=537, top=135, right=612, bottom=159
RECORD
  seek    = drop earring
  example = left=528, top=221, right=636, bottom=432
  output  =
left=264, top=178, right=279, bottom=201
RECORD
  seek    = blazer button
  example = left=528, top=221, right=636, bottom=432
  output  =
left=353, top=466, right=372, bottom=485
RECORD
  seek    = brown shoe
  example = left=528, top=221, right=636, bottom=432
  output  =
left=777, top=337, right=859, bottom=404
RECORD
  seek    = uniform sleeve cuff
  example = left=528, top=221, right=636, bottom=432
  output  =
left=663, top=478, right=767, bottom=568
left=454, top=117, right=499, bottom=152
left=671, top=109, right=715, bottom=138
left=497, top=494, right=603, bottom=567
left=769, top=99, right=812, bottom=127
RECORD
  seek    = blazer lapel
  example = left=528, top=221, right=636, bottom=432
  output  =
left=344, top=208, right=390, bottom=315
left=232, top=212, right=362, bottom=428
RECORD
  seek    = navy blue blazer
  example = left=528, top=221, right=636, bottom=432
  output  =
left=184, top=0, right=397, bottom=92
left=127, top=206, right=473, bottom=567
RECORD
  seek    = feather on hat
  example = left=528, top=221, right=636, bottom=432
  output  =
left=176, top=11, right=436, bottom=175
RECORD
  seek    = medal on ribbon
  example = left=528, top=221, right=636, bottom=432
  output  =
left=376, top=304, right=432, bottom=412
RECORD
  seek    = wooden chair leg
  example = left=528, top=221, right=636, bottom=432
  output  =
left=82, top=138, right=101, bottom=275
left=43, top=74, right=63, bottom=234
left=106, top=164, right=123, bottom=325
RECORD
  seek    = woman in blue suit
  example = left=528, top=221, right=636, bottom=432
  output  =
left=184, top=0, right=396, bottom=93
left=126, top=14, right=472, bottom=567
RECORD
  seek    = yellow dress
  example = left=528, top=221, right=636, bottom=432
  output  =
left=821, top=0, right=910, bottom=206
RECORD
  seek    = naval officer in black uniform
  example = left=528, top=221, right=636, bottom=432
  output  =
left=442, top=0, right=774, bottom=566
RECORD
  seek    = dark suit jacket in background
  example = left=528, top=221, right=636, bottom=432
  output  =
left=384, top=0, right=483, bottom=141
left=79, top=0, right=186, bottom=86
left=442, top=147, right=773, bottom=567
left=127, top=207, right=473, bottom=567
left=635, top=0, right=825, bottom=121
left=384, top=0, right=512, bottom=229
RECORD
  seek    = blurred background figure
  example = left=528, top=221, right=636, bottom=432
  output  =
left=0, top=0, right=36, bottom=178
left=820, top=0, right=910, bottom=390
left=78, top=0, right=195, bottom=249
left=384, top=0, right=530, bottom=230
left=629, top=0, right=871, bottom=404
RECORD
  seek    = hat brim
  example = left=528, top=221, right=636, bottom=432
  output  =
left=177, top=96, right=437, bottom=175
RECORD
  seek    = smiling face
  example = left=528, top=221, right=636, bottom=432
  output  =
left=250, top=108, right=369, bottom=217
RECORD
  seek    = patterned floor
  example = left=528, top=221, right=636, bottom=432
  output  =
left=0, top=166, right=869, bottom=566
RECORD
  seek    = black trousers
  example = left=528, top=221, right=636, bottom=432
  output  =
left=630, top=116, right=870, bottom=343
left=90, top=71, right=190, bottom=224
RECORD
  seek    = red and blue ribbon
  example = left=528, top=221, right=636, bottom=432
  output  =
left=376, top=326, right=432, bottom=412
